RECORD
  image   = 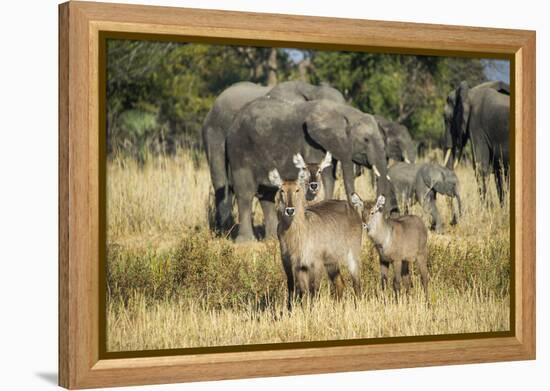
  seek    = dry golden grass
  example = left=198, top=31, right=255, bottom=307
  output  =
left=106, top=149, right=510, bottom=352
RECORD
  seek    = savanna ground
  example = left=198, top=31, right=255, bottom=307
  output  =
left=106, top=149, right=510, bottom=352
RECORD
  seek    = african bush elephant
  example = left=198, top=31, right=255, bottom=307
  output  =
left=202, top=82, right=271, bottom=232
left=202, top=80, right=345, bottom=232
left=443, top=80, right=510, bottom=203
left=227, top=98, right=394, bottom=242
left=388, top=162, right=461, bottom=232
left=374, top=115, right=417, bottom=163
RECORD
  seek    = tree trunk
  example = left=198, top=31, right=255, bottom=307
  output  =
left=266, top=48, right=278, bottom=86
left=298, top=57, right=312, bottom=82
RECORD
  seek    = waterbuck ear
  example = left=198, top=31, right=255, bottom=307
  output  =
left=350, top=192, right=364, bottom=208
left=268, top=169, right=283, bottom=188
left=319, top=151, right=333, bottom=171
left=292, top=153, right=307, bottom=170
left=297, top=169, right=309, bottom=184
left=375, top=195, right=386, bottom=211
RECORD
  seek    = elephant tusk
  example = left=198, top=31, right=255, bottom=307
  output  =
left=453, top=158, right=459, bottom=169
left=386, top=175, right=391, bottom=181
left=403, top=151, right=411, bottom=164
left=372, top=165, right=381, bottom=177
left=404, top=157, right=411, bottom=164
left=443, top=149, right=451, bottom=166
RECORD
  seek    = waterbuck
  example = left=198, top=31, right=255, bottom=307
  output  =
left=292, top=152, right=332, bottom=205
left=351, top=193, right=429, bottom=300
left=269, top=166, right=362, bottom=310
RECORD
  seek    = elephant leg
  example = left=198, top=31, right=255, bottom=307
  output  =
left=472, top=141, right=491, bottom=204
left=475, top=169, right=489, bottom=205
left=422, top=190, right=442, bottom=232
left=214, top=186, right=234, bottom=233
left=258, top=188, right=278, bottom=239
left=205, top=128, right=234, bottom=232
left=494, top=163, right=509, bottom=206
left=233, top=171, right=256, bottom=243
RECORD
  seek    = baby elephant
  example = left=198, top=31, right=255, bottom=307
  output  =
left=352, top=193, right=429, bottom=301
left=388, top=162, right=462, bottom=232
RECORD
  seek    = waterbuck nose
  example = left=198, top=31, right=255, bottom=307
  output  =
left=309, top=182, right=319, bottom=192
left=285, top=207, right=295, bottom=217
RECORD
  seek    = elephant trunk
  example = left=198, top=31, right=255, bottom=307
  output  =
left=371, top=161, right=398, bottom=214
left=455, top=186, right=462, bottom=217
left=450, top=185, right=462, bottom=226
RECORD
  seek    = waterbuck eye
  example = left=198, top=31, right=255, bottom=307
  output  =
left=295, top=188, right=300, bottom=193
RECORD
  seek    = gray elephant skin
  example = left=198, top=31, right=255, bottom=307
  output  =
left=374, top=115, right=417, bottom=163
left=202, top=80, right=345, bottom=232
left=443, top=80, right=510, bottom=203
left=202, top=82, right=270, bottom=232
left=227, top=97, right=394, bottom=242
left=388, top=162, right=461, bottom=232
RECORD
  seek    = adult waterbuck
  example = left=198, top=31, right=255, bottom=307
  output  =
left=352, top=194, right=429, bottom=301
left=269, top=166, right=362, bottom=310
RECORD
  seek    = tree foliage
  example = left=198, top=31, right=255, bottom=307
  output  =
left=107, top=39, right=491, bottom=159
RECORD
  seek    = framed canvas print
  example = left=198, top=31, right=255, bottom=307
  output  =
left=58, top=1, right=536, bottom=389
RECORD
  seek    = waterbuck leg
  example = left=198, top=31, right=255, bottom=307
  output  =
left=416, top=253, right=429, bottom=304
left=401, top=260, right=412, bottom=295
left=326, top=263, right=344, bottom=301
left=308, top=264, right=322, bottom=299
left=282, top=253, right=294, bottom=312
left=347, top=251, right=362, bottom=298
left=392, top=259, right=403, bottom=300
left=295, top=266, right=310, bottom=306
left=380, top=258, right=390, bottom=292
left=259, top=198, right=278, bottom=239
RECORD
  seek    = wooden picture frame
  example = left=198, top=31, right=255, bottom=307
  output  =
left=58, top=1, right=536, bottom=389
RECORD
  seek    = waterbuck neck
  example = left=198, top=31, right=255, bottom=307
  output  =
left=368, top=212, right=392, bottom=251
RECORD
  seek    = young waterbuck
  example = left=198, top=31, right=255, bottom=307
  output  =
left=292, top=152, right=332, bottom=205
left=269, top=166, right=362, bottom=310
left=352, top=193, right=429, bottom=301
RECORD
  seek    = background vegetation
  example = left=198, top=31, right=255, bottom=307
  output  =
left=107, top=39, right=507, bottom=161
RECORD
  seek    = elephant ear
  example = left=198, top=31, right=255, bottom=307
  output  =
left=494, top=81, right=510, bottom=95
left=481, top=80, right=510, bottom=95
left=430, top=165, right=454, bottom=195
left=452, top=81, right=470, bottom=141
left=304, top=105, right=352, bottom=162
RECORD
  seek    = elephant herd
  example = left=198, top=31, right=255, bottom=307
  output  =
left=202, top=79, right=510, bottom=242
